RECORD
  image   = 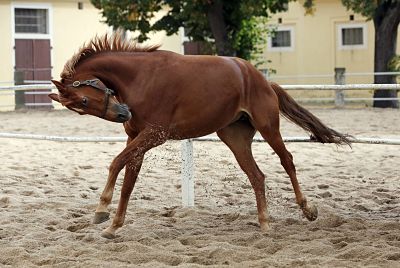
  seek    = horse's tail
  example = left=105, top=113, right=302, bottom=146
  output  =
left=270, top=82, right=352, bottom=146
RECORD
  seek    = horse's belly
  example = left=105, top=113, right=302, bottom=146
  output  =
left=167, top=110, right=242, bottom=140
left=169, top=122, right=221, bottom=140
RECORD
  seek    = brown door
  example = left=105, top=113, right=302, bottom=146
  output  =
left=183, top=41, right=213, bottom=55
left=15, top=39, right=52, bottom=108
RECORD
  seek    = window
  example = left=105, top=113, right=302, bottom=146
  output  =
left=15, top=8, right=48, bottom=34
left=342, top=27, right=363, bottom=45
left=268, top=25, right=295, bottom=52
left=338, top=23, right=367, bottom=49
left=272, top=30, right=291, bottom=47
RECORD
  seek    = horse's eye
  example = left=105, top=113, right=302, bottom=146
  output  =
left=82, top=97, right=88, bottom=106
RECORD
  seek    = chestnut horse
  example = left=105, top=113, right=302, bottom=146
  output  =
left=49, top=32, right=350, bottom=239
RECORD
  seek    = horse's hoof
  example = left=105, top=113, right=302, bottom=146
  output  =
left=303, top=205, right=318, bottom=221
left=93, top=212, right=110, bottom=224
left=101, top=230, right=116, bottom=239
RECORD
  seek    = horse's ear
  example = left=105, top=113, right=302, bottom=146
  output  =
left=51, top=79, right=66, bottom=94
left=48, top=93, right=61, bottom=103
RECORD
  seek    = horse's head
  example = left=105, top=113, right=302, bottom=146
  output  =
left=49, top=78, right=131, bottom=123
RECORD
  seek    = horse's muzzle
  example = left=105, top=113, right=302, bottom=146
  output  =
left=113, top=104, right=132, bottom=123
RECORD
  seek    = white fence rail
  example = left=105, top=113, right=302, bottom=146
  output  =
left=266, top=71, right=400, bottom=80
left=1, top=133, right=400, bottom=145
left=0, top=83, right=399, bottom=109
left=0, top=84, right=54, bottom=91
left=282, top=84, right=400, bottom=90
left=1, top=83, right=399, bottom=92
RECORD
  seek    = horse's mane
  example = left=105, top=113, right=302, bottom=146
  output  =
left=61, top=31, right=161, bottom=79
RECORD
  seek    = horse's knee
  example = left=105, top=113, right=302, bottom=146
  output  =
left=109, top=158, right=125, bottom=174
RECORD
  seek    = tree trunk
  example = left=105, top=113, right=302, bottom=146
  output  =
left=373, top=1, right=400, bottom=108
left=206, top=0, right=235, bottom=56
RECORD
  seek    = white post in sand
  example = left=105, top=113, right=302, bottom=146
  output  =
left=181, top=139, right=194, bottom=207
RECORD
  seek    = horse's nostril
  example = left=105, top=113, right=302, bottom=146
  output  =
left=117, top=111, right=131, bottom=121
left=114, top=104, right=131, bottom=122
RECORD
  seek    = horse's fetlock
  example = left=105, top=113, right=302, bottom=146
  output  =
left=112, top=220, right=124, bottom=228
left=100, top=196, right=111, bottom=204
left=298, top=198, right=307, bottom=209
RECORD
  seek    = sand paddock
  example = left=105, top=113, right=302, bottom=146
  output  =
left=0, top=108, right=399, bottom=267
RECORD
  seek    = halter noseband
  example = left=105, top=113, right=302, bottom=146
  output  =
left=67, top=79, right=115, bottom=118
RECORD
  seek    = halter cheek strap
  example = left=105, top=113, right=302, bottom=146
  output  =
left=67, top=79, right=115, bottom=118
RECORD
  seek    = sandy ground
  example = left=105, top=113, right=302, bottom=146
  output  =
left=0, top=108, right=399, bottom=267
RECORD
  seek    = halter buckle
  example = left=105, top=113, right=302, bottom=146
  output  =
left=72, top=81, right=81, bottom=87
left=105, top=88, right=115, bottom=95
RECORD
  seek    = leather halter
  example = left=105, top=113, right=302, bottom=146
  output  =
left=67, top=79, right=115, bottom=118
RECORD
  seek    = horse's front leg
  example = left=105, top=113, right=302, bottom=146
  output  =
left=98, top=129, right=167, bottom=239
left=100, top=154, right=144, bottom=239
left=93, top=137, right=135, bottom=224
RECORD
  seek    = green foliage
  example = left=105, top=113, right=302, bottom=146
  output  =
left=90, top=0, right=295, bottom=60
left=341, top=0, right=377, bottom=18
left=233, top=17, right=270, bottom=66
left=152, top=1, right=210, bottom=42
left=389, top=55, right=400, bottom=71
left=91, top=0, right=163, bottom=42
left=302, top=0, right=315, bottom=15
left=388, top=55, right=400, bottom=82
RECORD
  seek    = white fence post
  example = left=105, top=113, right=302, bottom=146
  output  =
left=335, top=68, right=345, bottom=107
left=181, top=139, right=194, bottom=207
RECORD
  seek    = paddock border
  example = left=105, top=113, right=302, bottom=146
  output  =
left=0, top=83, right=399, bottom=109
left=1, top=83, right=399, bottom=91
left=1, top=132, right=399, bottom=145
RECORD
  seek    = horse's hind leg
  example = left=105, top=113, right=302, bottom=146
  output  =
left=253, top=109, right=318, bottom=221
left=217, top=120, right=269, bottom=232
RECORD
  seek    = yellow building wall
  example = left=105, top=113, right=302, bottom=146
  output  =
left=0, top=1, right=15, bottom=109
left=0, top=1, right=13, bottom=84
left=0, top=0, right=182, bottom=110
left=51, top=0, right=109, bottom=80
left=264, top=0, right=400, bottom=85
left=0, top=0, right=110, bottom=110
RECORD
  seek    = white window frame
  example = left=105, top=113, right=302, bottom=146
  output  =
left=337, top=23, right=367, bottom=50
left=10, top=2, right=53, bottom=81
left=11, top=3, right=53, bottom=40
left=268, top=25, right=295, bottom=52
left=179, top=27, right=190, bottom=55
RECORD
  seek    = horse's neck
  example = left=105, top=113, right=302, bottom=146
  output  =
left=83, top=53, right=139, bottom=94
left=80, top=51, right=167, bottom=99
